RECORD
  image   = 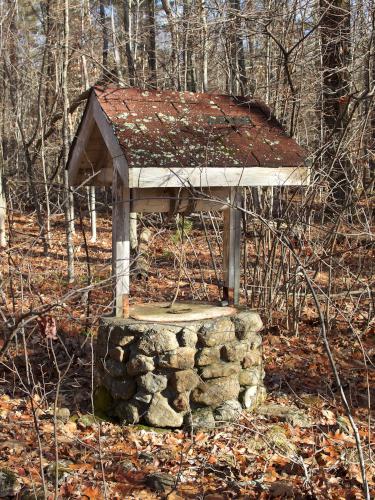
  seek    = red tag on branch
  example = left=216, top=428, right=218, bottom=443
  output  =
left=37, top=315, right=58, bottom=340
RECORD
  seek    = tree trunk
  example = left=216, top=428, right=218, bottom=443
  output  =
left=146, top=0, right=157, bottom=88
left=124, top=0, right=136, bottom=85
left=320, top=0, right=351, bottom=203
left=63, top=0, right=75, bottom=282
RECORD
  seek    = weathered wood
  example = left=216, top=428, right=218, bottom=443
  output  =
left=131, top=187, right=230, bottom=213
left=112, top=156, right=131, bottom=318
left=223, top=188, right=241, bottom=305
left=68, top=98, right=96, bottom=185
left=129, top=166, right=309, bottom=189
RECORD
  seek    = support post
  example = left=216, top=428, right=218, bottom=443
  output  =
left=223, top=187, right=241, bottom=305
left=112, top=158, right=130, bottom=317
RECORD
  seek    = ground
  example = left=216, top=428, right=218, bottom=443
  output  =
left=0, top=212, right=373, bottom=499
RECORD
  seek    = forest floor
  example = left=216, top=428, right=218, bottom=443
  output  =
left=0, top=212, right=374, bottom=499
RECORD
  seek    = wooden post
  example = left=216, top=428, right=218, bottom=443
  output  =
left=112, top=158, right=131, bottom=317
left=223, top=187, right=241, bottom=305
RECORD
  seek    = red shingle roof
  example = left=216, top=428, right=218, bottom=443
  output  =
left=94, top=86, right=306, bottom=169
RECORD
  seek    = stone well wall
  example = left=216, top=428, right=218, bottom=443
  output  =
left=95, top=310, right=266, bottom=428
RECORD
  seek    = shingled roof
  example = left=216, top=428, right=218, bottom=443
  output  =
left=93, top=85, right=305, bottom=170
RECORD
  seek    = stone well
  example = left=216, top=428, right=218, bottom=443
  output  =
left=95, top=303, right=266, bottom=428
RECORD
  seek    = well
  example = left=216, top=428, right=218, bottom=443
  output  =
left=95, top=303, right=266, bottom=428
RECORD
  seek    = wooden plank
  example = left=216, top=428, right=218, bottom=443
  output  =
left=222, top=188, right=241, bottom=305
left=68, top=97, right=96, bottom=185
left=129, top=166, right=310, bottom=189
left=131, top=187, right=230, bottom=213
left=92, top=95, right=127, bottom=184
left=112, top=157, right=131, bottom=318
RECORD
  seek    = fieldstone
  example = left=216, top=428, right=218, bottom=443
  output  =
left=191, top=376, right=240, bottom=407
left=137, top=372, right=168, bottom=394
left=186, top=408, right=215, bottom=430
left=170, top=370, right=200, bottom=392
left=133, top=389, right=153, bottom=404
left=137, top=328, right=180, bottom=355
left=195, top=345, right=221, bottom=366
left=178, top=325, right=199, bottom=348
left=171, top=392, right=190, bottom=412
left=0, top=468, right=21, bottom=497
left=242, top=349, right=262, bottom=368
left=56, top=407, right=70, bottom=423
left=105, top=358, right=127, bottom=378
left=232, top=311, right=263, bottom=340
left=115, top=401, right=140, bottom=424
left=249, top=334, right=262, bottom=350
left=127, top=354, right=155, bottom=376
left=238, top=367, right=264, bottom=386
left=111, top=379, right=136, bottom=400
left=198, top=318, right=236, bottom=347
left=256, top=404, right=313, bottom=428
left=221, top=341, right=249, bottom=363
left=200, top=362, right=241, bottom=379
left=145, top=472, right=175, bottom=493
left=157, top=347, right=195, bottom=370
left=241, top=385, right=266, bottom=409
left=145, top=393, right=183, bottom=427
left=109, top=326, right=135, bottom=346
left=214, top=400, right=242, bottom=421
left=109, top=346, right=125, bottom=362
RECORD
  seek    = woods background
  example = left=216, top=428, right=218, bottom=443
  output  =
left=0, top=1, right=374, bottom=498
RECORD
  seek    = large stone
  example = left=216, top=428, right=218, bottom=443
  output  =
left=169, top=370, right=200, bottom=392
left=214, top=400, right=242, bottom=422
left=111, top=379, right=136, bottom=400
left=116, top=401, right=140, bottom=424
left=232, top=311, right=263, bottom=339
left=198, top=318, right=236, bottom=347
left=157, top=347, right=195, bottom=369
left=238, top=367, right=264, bottom=386
left=137, top=372, right=168, bottom=394
left=109, top=326, right=135, bottom=346
left=200, top=362, right=241, bottom=379
left=242, top=349, right=262, bottom=368
left=186, top=408, right=215, bottom=430
left=133, top=389, right=153, bottom=404
left=105, top=359, right=127, bottom=378
left=137, top=327, right=180, bottom=355
left=195, top=345, right=221, bottom=366
left=171, top=392, right=190, bottom=412
left=241, top=385, right=266, bottom=409
left=221, top=341, right=249, bottom=363
left=191, top=376, right=240, bottom=407
left=145, top=393, right=183, bottom=427
left=256, top=404, right=313, bottom=428
left=178, top=325, right=199, bottom=348
left=127, top=355, right=155, bottom=376
left=109, top=346, right=125, bottom=362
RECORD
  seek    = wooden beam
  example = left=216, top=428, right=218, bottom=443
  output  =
left=112, top=157, right=131, bottom=318
left=223, top=188, right=242, bottom=305
left=68, top=98, right=96, bottom=185
left=129, top=166, right=309, bottom=189
left=131, top=187, right=230, bottom=213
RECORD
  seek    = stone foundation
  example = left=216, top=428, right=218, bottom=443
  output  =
left=95, top=309, right=266, bottom=428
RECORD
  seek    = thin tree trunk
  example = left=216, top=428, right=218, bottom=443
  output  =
left=111, top=2, right=123, bottom=82
left=124, top=0, right=136, bottom=85
left=146, top=0, right=157, bottom=88
left=63, top=0, right=74, bottom=282
left=0, top=167, right=6, bottom=248
left=199, top=0, right=208, bottom=92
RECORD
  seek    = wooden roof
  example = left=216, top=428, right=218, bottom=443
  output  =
left=93, top=85, right=305, bottom=170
